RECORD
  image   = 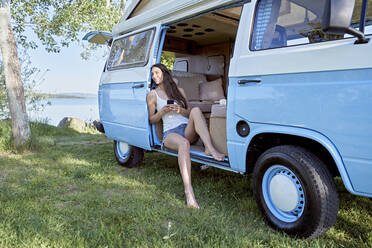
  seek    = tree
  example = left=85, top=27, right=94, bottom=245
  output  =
left=161, top=52, right=175, bottom=70
left=0, top=61, right=7, bottom=118
left=11, top=0, right=122, bottom=52
left=0, top=0, right=125, bottom=149
left=0, top=0, right=30, bottom=148
left=0, top=54, right=50, bottom=120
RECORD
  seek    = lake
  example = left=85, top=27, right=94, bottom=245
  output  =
left=29, top=97, right=99, bottom=126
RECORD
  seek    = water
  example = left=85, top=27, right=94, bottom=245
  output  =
left=29, top=97, right=99, bottom=126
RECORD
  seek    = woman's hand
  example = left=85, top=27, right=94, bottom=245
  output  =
left=160, top=104, right=174, bottom=115
left=160, top=104, right=183, bottom=115
left=169, top=104, right=182, bottom=114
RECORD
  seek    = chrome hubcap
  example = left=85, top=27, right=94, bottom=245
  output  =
left=117, top=141, right=130, bottom=160
left=119, top=142, right=129, bottom=155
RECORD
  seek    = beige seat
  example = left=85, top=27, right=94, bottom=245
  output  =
left=209, top=104, right=227, bottom=155
left=172, top=70, right=225, bottom=113
left=189, top=101, right=213, bottom=112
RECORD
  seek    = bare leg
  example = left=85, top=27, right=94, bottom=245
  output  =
left=163, top=133, right=199, bottom=209
left=185, top=107, right=225, bottom=161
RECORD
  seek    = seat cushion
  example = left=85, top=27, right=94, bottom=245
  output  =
left=176, top=76, right=200, bottom=101
left=189, top=101, right=213, bottom=113
left=199, top=78, right=225, bottom=101
left=172, top=71, right=207, bottom=101
left=211, top=104, right=226, bottom=117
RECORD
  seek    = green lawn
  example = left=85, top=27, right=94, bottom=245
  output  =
left=0, top=123, right=371, bottom=247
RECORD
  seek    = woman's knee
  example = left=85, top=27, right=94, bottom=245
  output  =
left=178, top=138, right=190, bottom=151
left=190, top=107, right=202, bottom=116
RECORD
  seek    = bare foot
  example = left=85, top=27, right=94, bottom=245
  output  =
left=187, top=200, right=200, bottom=209
left=185, top=191, right=200, bottom=209
left=205, top=148, right=225, bottom=161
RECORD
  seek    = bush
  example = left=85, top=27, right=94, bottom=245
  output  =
left=0, top=119, right=14, bottom=151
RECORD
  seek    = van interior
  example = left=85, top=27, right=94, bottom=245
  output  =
left=152, top=6, right=243, bottom=165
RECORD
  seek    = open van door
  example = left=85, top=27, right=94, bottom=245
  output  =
left=97, top=24, right=162, bottom=150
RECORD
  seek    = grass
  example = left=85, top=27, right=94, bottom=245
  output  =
left=0, top=120, right=101, bottom=152
left=0, top=121, right=371, bottom=247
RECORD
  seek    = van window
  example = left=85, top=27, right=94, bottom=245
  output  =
left=251, top=0, right=372, bottom=51
left=107, top=29, right=154, bottom=70
left=174, top=60, right=188, bottom=72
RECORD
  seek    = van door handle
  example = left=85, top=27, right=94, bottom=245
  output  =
left=132, top=83, right=145, bottom=89
left=238, top=79, right=261, bottom=85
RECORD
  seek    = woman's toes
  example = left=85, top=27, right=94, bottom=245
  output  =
left=213, top=152, right=225, bottom=161
left=186, top=198, right=200, bottom=209
left=187, top=201, right=200, bottom=209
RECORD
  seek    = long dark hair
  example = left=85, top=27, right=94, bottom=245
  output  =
left=151, top=63, right=188, bottom=109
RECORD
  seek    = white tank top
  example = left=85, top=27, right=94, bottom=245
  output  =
left=154, top=90, right=189, bottom=132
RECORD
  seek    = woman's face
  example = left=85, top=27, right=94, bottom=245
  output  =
left=151, top=67, right=163, bottom=85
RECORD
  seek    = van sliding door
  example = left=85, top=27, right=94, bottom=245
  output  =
left=99, top=24, right=161, bottom=150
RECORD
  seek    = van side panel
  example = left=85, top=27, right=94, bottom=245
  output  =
left=233, top=70, right=372, bottom=160
left=227, top=70, right=372, bottom=197
left=227, top=2, right=372, bottom=197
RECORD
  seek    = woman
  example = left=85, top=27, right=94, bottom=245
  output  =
left=147, top=63, right=225, bottom=209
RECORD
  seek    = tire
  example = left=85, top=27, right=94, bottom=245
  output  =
left=252, top=145, right=339, bottom=239
left=113, top=141, right=144, bottom=168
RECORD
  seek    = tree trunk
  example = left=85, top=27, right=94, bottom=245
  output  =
left=119, top=0, right=126, bottom=16
left=0, top=1, right=31, bottom=148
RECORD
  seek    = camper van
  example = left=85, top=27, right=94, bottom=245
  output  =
left=84, top=0, right=372, bottom=238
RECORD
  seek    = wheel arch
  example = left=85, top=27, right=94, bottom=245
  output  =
left=243, top=125, right=354, bottom=194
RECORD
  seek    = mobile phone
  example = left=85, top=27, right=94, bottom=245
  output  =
left=167, top=99, right=175, bottom=104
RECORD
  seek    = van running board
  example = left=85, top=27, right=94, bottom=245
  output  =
left=152, top=145, right=233, bottom=171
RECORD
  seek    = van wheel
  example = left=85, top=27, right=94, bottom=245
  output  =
left=252, top=145, right=339, bottom=239
left=114, top=141, right=144, bottom=168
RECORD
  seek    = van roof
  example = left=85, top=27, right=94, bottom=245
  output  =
left=113, top=0, right=247, bottom=35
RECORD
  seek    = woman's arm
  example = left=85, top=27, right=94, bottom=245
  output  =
left=177, top=87, right=191, bottom=118
left=147, top=91, right=171, bottom=124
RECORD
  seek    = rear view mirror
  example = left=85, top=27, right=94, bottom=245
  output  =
left=322, top=0, right=369, bottom=44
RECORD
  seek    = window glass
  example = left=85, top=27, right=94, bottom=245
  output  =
left=174, top=60, right=188, bottom=72
left=107, top=29, right=154, bottom=69
left=251, top=0, right=371, bottom=51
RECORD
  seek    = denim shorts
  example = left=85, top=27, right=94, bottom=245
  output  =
left=162, top=123, right=187, bottom=144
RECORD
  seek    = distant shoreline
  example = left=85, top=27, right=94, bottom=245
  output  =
left=41, top=93, right=97, bottom=99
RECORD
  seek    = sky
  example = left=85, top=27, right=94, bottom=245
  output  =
left=27, top=36, right=108, bottom=95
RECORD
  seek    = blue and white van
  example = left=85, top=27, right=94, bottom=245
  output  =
left=85, top=0, right=372, bottom=238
